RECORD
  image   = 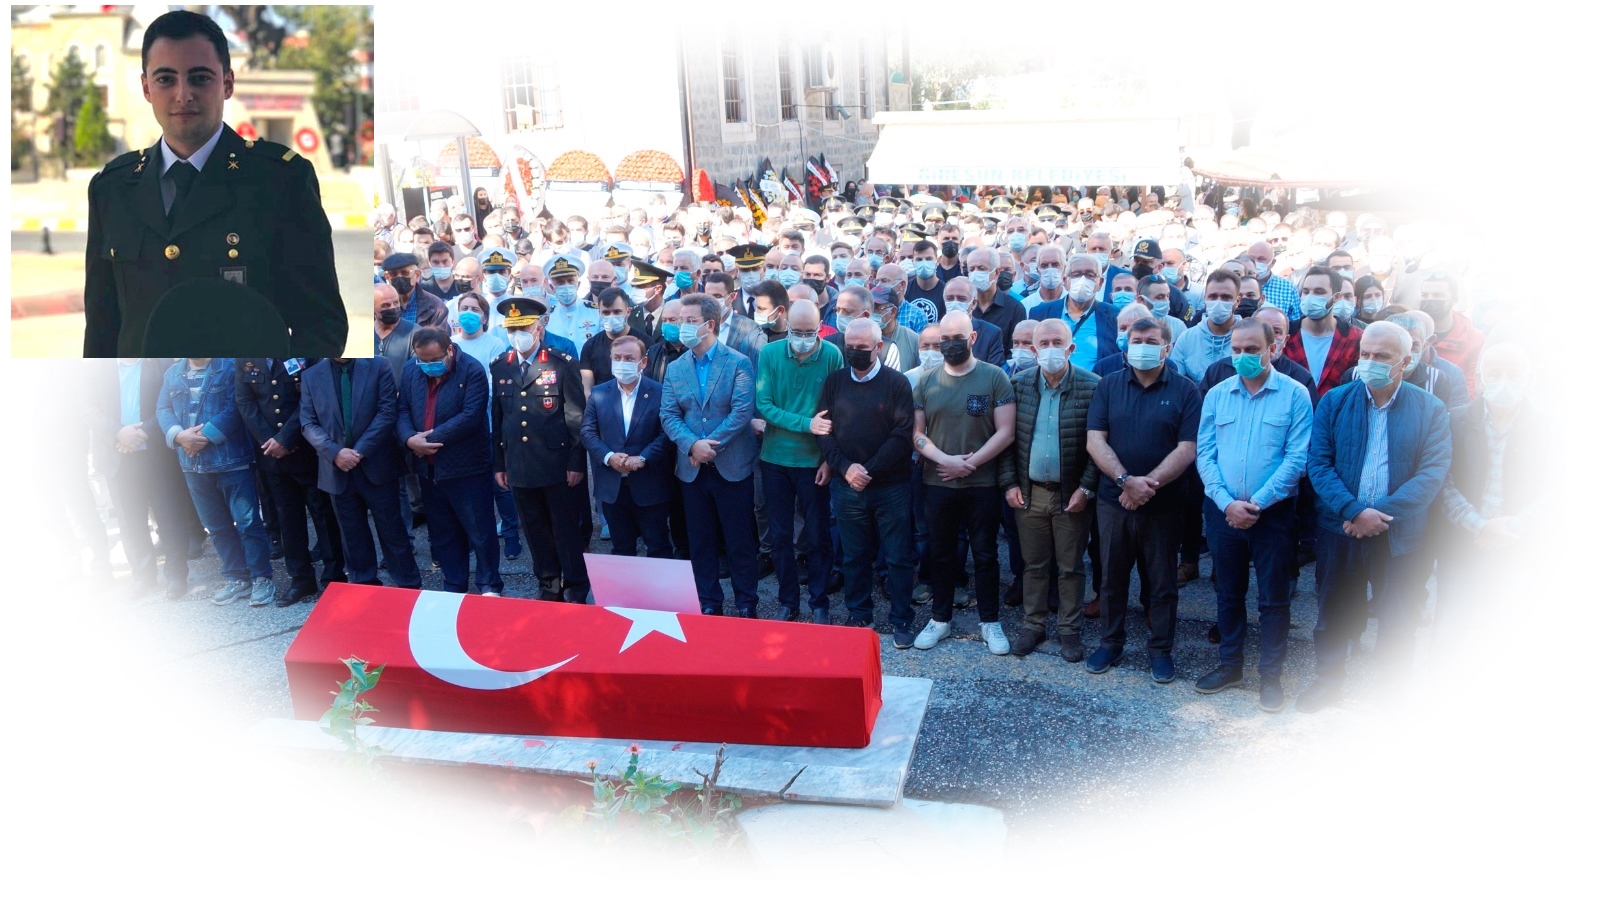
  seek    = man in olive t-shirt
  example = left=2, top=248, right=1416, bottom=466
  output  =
left=911, top=310, right=1017, bottom=653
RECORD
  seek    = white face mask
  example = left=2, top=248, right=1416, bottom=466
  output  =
left=611, top=360, right=641, bottom=384
left=1481, top=379, right=1525, bottom=409
left=1068, top=276, right=1097, bottom=303
left=509, top=330, right=535, bottom=354
left=919, top=349, right=943, bottom=369
left=1036, top=346, right=1068, bottom=373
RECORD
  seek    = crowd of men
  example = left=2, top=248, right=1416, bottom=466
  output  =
left=90, top=178, right=1531, bottom=717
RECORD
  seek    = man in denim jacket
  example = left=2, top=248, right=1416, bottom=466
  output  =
left=156, top=357, right=275, bottom=606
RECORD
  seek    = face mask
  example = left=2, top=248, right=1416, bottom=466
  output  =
left=866, top=253, right=884, bottom=269
left=843, top=346, right=876, bottom=370
left=912, top=260, right=936, bottom=279
left=1131, top=263, right=1153, bottom=280
left=374, top=264, right=383, bottom=278
left=831, top=257, right=850, bottom=277
left=1354, top=358, right=1396, bottom=390
left=1010, top=346, right=1036, bottom=369
left=454, top=278, right=473, bottom=294
left=1036, top=346, right=1068, bottom=374
left=1039, top=268, right=1064, bottom=291
left=1420, top=299, right=1453, bottom=321
left=919, top=349, right=943, bottom=369
left=1025, top=262, right=1039, bottom=281
left=601, top=315, right=626, bottom=335
left=417, top=358, right=449, bottom=378
left=940, top=240, right=959, bottom=258
left=1254, top=261, right=1271, bottom=280
left=430, top=266, right=452, bottom=282
left=1404, top=351, right=1423, bottom=374
left=1151, top=298, right=1171, bottom=317
left=1361, top=298, right=1383, bottom=316
left=377, top=307, right=401, bottom=326
left=674, top=271, right=696, bottom=291
left=1231, top=351, right=1266, bottom=379
left=485, top=273, right=510, bottom=295
left=1068, top=276, right=1096, bottom=304
left=458, top=311, right=483, bottom=334
left=1160, top=266, right=1180, bottom=284
left=389, top=276, right=413, bottom=296
left=996, top=271, right=1016, bottom=292
left=969, top=271, right=993, bottom=292
left=554, top=284, right=579, bottom=306
left=1126, top=342, right=1164, bottom=371
left=1300, top=295, right=1330, bottom=319
left=944, top=300, right=969, bottom=316
left=1092, top=253, right=1110, bottom=270
left=1116, top=332, right=1129, bottom=352
left=509, top=330, right=535, bottom=354
left=775, top=269, right=801, bottom=288
left=661, top=322, right=682, bottom=345
left=939, top=337, right=972, bottom=364
left=1007, top=233, right=1026, bottom=252
left=799, top=278, right=824, bottom=296
left=1335, top=267, right=1354, bottom=281
left=1331, top=299, right=1355, bottom=320
left=789, top=333, right=819, bottom=355
left=843, top=277, right=866, bottom=289
left=1482, top=380, right=1524, bottom=408
left=739, top=271, right=763, bottom=290
left=612, top=360, right=641, bottom=384
left=1111, top=290, right=1135, bottom=311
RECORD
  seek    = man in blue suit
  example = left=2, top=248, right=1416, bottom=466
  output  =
left=659, top=293, right=761, bottom=616
left=1029, top=252, right=1120, bottom=371
left=299, top=356, right=422, bottom=589
left=399, top=327, right=501, bottom=596
left=580, top=335, right=674, bottom=559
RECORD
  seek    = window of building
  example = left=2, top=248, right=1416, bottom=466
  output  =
left=857, top=39, right=871, bottom=118
left=778, top=48, right=795, bottom=121
left=722, top=44, right=745, bottom=123
left=93, top=43, right=108, bottom=71
left=502, top=55, right=562, bottom=131
left=374, top=56, right=420, bottom=116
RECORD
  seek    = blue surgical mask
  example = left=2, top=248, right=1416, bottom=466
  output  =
left=866, top=253, right=884, bottom=268
left=912, top=260, right=936, bottom=279
left=1160, top=266, right=1180, bottom=284
left=1354, top=358, right=1395, bottom=389
left=739, top=271, right=763, bottom=289
left=1039, top=268, right=1063, bottom=290
left=1007, top=233, right=1026, bottom=252
left=944, top=300, right=969, bottom=316
left=430, top=266, right=452, bottom=282
left=844, top=277, right=866, bottom=288
left=554, top=284, right=579, bottom=306
left=788, top=333, right=817, bottom=355
left=869, top=311, right=886, bottom=328
left=1126, top=342, right=1164, bottom=370
left=775, top=269, right=801, bottom=288
left=831, top=257, right=850, bottom=277
left=1231, top=351, right=1266, bottom=379
left=485, top=272, right=510, bottom=295
left=1331, top=299, right=1355, bottom=320
left=601, top=315, right=626, bottom=335
left=674, top=271, right=695, bottom=290
left=969, top=271, right=993, bottom=291
left=1151, top=298, right=1171, bottom=318
left=1111, top=290, right=1135, bottom=311
left=417, top=359, right=448, bottom=378
left=1206, top=299, right=1234, bottom=324
left=1093, top=252, right=1110, bottom=270
left=1254, top=261, right=1271, bottom=280
left=458, top=311, right=483, bottom=334
left=661, top=322, right=681, bottom=345
left=1117, top=332, right=1129, bottom=352
left=1300, top=295, right=1329, bottom=319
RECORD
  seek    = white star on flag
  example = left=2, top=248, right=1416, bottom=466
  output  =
left=607, top=607, right=688, bottom=652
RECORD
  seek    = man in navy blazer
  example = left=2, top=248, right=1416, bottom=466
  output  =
left=580, top=335, right=674, bottom=559
left=299, top=356, right=421, bottom=589
left=1028, top=252, right=1120, bottom=368
left=399, top=327, right=502, bottom=595
left=659, top=293, right=761, bottom=616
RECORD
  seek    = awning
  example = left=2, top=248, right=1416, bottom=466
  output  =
left=868, top=110, right=1187, bottom=187
left=1191, top=143, right=1416, bottom=190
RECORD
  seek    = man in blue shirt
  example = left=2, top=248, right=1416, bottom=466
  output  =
left=1195, top=318, right=1314, bottom=712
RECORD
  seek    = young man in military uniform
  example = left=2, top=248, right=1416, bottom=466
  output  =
left=82, top=10, right=344, bottom=358
left=728, top=243, right=771, bottom=318
left=490, top=296, right=591, bottom=603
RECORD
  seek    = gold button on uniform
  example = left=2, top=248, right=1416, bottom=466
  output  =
left=164, top=244, right=180, bottom=260
left=109, top=248, right=116, bottom=258
left=228, top=249, right=239, bottom=259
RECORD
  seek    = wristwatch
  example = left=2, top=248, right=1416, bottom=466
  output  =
left=1080, top=487, right=1094, bottom=498
left=1115, top=473, right=1130, bottom=489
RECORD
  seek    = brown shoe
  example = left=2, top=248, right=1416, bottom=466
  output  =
left=1083, top=596, right=1101, bottom=619
left=1177, top=561, right=1201, bottom=586
left=1012, top=628, right=1045, bottom=657
left=1059, top=632, right=1085, bottom=663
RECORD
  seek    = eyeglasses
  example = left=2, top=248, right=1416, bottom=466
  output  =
left=789, top=329, right=819, bottom=339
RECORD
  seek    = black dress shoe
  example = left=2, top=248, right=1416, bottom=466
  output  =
left=275, top=584, right=316, bottom=608
left=826, top=569, right=844, bottom=594
left=738, top=607, right=760, bottom=619
left=1004, top=580, right=1023, bottom=607
left=269, top=541, right=285, bottom=561
left=757, top=553, right=775, bottom=580
left=1259, top=676, right=1286, bottom=713
left=1295, top=677, right=1342, bottom=713
left=1011, top=628, right=1044, bottom=657
left=701, top=605, right=725, bottom=616
left=1194, top=666, right=1244, bottom=694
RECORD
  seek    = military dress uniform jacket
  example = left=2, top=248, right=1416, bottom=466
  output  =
left=489, top=345, right=587, bottom=489
left=83, top=124, right=346, bottom=358
left=234, top=357, right=317, bottom=473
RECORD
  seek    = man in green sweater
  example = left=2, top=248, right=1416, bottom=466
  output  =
left=755, top=298, right=844, bottom=622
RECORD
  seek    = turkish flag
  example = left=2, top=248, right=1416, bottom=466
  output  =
left=285, top=585, right=884, bottom=748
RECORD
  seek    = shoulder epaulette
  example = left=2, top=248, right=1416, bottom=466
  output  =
left=103, top=149, right=143, bottom=172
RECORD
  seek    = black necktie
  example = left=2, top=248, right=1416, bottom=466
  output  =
left=167, top=160, right=198, bottom=226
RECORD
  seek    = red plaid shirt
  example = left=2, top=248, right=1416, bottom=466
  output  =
left=1284, top=321, right=1364, bottom=399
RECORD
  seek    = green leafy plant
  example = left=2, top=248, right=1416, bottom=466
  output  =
left=559, top=744, right=745, bottom=850
left=318, top=656, right=389, bottom=773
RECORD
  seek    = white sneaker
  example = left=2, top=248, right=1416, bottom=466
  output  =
left=913, top=619, right=951, bottom=650
left=481, top=591, right=501, bottom=597
left=980, top=622, right=1010, bottom=655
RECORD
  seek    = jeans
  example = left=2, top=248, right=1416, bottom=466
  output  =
left=681, top=465, right=759, bottom=614
left=924, top=483, right=1002, bottom=623
left=1312, top=529, right=1431, bottom=680
left=1206, top=500, right=1294, bottom=677
left=183, top=467, right=273, bottom=582
left=493, top=480, right=520, bottom=545
left=420, top=471, right=502, bottom=594
left=332, top=475, right=421, bottom=588
left=761, top=461, right=833, bottom=611
left=1096, top=500, right=1181, bottom=652
left=832, top=479, right=915, bottom=629
left=603, top=480, right=672, bottom=559
left=1016, top=484, right=1091, bottom=636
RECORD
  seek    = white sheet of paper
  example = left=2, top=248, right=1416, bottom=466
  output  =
left=584, top=553, right=701, bottom=614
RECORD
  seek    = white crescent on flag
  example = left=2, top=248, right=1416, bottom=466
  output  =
left=408, top=590, right=576, bottom=690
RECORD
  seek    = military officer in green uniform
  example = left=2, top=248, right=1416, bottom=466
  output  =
left=82, top=10, right=345, bottom=358
left=490, top=296, right=591, bottom=603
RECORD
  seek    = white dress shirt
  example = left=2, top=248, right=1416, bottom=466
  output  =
left=603, top=382, right=640, bottom=470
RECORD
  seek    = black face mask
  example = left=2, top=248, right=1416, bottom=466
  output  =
left=802, top=278, right=827, bottom=295
left=1236, top=301, right=1259, bottom=318
left=941, top=240, right=959, bottom=258
left=939, top=337, right=972, bottom=364
left=1131, top=263, right=1154, bottom=280
left=377, top=307, right=401, bottom=326
left=389, top=276, right=412, bottom=297
left=843, top=347, right=876, bottom=371
left=995, top=271, right=1015, bottom=292
left=453, top=279, right=472, bottom=294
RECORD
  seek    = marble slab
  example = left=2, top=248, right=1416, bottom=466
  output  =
left=736, top=798, right=1008, bottom=870
left=246, top=675, right=933, bottom=808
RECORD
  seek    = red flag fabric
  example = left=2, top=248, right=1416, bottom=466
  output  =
left=285, top=585, right=884, bottom=748
left=692, top=168, right=715, bottom=203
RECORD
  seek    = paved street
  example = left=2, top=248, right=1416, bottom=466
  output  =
left=9, top=230, right=375, bottom=358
